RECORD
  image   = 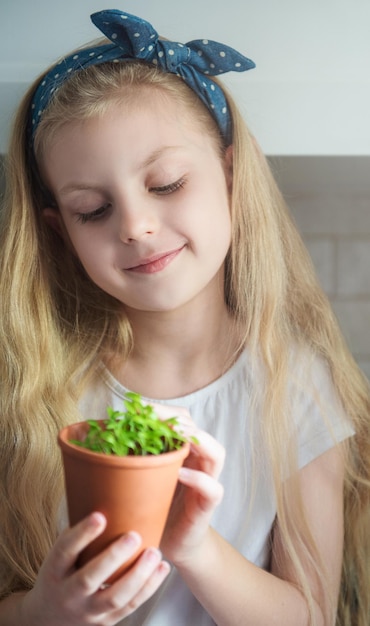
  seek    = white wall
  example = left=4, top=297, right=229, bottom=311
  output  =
left=1, top=0, right=370, bottom=154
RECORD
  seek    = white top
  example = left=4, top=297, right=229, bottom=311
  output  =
left=77, top=349, right=353, bottom=626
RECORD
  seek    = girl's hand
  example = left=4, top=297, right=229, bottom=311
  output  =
left=155, top=405, right=225, bottom=567
left=20, top=513, right=170, bottom=626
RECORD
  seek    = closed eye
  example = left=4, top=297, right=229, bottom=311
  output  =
left=150, top=178, right=186, bottom=195
left=76, top=204, right=111, bottom=224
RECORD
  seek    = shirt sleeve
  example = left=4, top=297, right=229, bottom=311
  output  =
left=290, top=354, right=355, bottom=469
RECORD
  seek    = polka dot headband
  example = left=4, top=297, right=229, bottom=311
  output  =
left=29, top=9, right=255, bottom=145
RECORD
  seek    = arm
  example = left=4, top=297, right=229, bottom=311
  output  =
left=270, top=444, right=344, bottom=624
left=167, top=441, right=344, bottom=626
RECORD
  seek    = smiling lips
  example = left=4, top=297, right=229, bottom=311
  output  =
left=125, top=246, right=184, bottom=274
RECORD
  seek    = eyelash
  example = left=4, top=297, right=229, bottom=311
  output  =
left=75, top=178, right=186, bottom=223
left=150, top=178, right=186, bottom=195
left=76, top=204, right=111, bottom=224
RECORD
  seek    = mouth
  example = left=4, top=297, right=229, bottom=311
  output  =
left=124, top=246, right=185, bottom=274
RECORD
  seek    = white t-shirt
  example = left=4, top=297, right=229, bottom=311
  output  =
left=76, top=349, right=353, bottom=626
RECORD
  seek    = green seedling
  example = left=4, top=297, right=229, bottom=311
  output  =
left=71, top=391, right=197, bottom=456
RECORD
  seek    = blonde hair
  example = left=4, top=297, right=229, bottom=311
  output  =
left=0, top=53, right=369, bottom=625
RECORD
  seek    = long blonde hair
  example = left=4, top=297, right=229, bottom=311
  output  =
left=0, top=54, right=369, bottom=625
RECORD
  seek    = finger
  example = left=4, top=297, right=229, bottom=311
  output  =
left=51, top=512, right=107, bottom=579
left=119, top=561, right=171, bottom=618
left=149, top=402, right=190, bottom=421
left=70, top=531, right=142, bottom=598
left=148, top=403, right=197, bottom=440
left=178, top=467, right=224, bottom=512
left=187, top=430, right=225, bottom=479
left=90, top=548, right=169, bottom=615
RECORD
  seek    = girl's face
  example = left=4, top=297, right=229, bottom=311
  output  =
left=42, top=93, right=233, bottom=315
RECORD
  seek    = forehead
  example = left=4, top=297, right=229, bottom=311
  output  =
left=36, top=77, right=222, bottom=162
left=42, top=91, right=218, bottom=163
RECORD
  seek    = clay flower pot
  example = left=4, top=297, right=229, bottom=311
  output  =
left=58, top=420, right=189, bottom=584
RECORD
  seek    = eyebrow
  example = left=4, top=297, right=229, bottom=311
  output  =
left=58, top=183, right=102, bottom=196
left=140, top=145, right=181, bottom=168
left=58, top=145, right=183, bottom=196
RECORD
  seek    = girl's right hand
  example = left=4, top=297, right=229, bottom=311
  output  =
left=20, top=512, right=170, bottom=626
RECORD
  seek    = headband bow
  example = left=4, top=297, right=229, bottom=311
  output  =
left=29, top=10, right=255, bottom=144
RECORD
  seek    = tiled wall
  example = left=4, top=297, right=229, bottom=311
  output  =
left=1, top=155, right=369, bottom=379
left=271, top=156, right=370, bottom=380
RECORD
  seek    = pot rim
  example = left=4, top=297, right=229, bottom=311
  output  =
left=58, top=421, right=190, bottom=467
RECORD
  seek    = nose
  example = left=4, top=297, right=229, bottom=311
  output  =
left=117, top=201, right=159, bottom=244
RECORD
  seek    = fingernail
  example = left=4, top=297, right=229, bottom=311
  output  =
left=144, top=547, right=161, bottom=563
left=158, top=561, right=171, bottom=576
left=121, top=531, right=141, bottom=548
left=178, top=467, right=191, bottom=479
left=89, top=512, right=106, bottom=527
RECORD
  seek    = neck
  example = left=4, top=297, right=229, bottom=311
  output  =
left=106, top=294, right=242, bottom=399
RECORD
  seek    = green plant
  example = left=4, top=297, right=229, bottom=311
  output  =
left=71, top=392, right=195, bottom=456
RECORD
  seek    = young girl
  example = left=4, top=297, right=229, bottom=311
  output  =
left=0, top=8, right=369, bottom=626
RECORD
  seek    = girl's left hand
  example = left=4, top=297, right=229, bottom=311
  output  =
left=154, top=405, right=225, bottom=567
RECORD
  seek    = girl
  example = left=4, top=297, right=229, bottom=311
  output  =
left=0, top=8, right=369, bottom=626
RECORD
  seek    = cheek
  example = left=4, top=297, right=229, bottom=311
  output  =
left=64, top=229, right=104, bottom=273
left=203, top=187, right=232, bottom=241
left=75, top=247, right=112, bottom=292
left=189, top=195, right=231, bottom=263
left=206, top=193, right=232, bottom=259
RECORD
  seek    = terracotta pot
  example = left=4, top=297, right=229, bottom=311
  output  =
left=58, top=421, right=189, bottom=584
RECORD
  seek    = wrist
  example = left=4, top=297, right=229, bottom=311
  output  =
left=172, top=526, right=216, bottom=573
left=0, top=591, right=30, bottom=626
left=18, top=592, right=33, bottom=626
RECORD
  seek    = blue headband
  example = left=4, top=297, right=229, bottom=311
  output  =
left=29, top=10, right=255, bottom=145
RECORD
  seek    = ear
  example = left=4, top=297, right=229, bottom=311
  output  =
left=43, top=206, right=78, bottom=257
left=224, top=145, right=233, bottom=192
left=43, top=207, right=64, bottom=237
